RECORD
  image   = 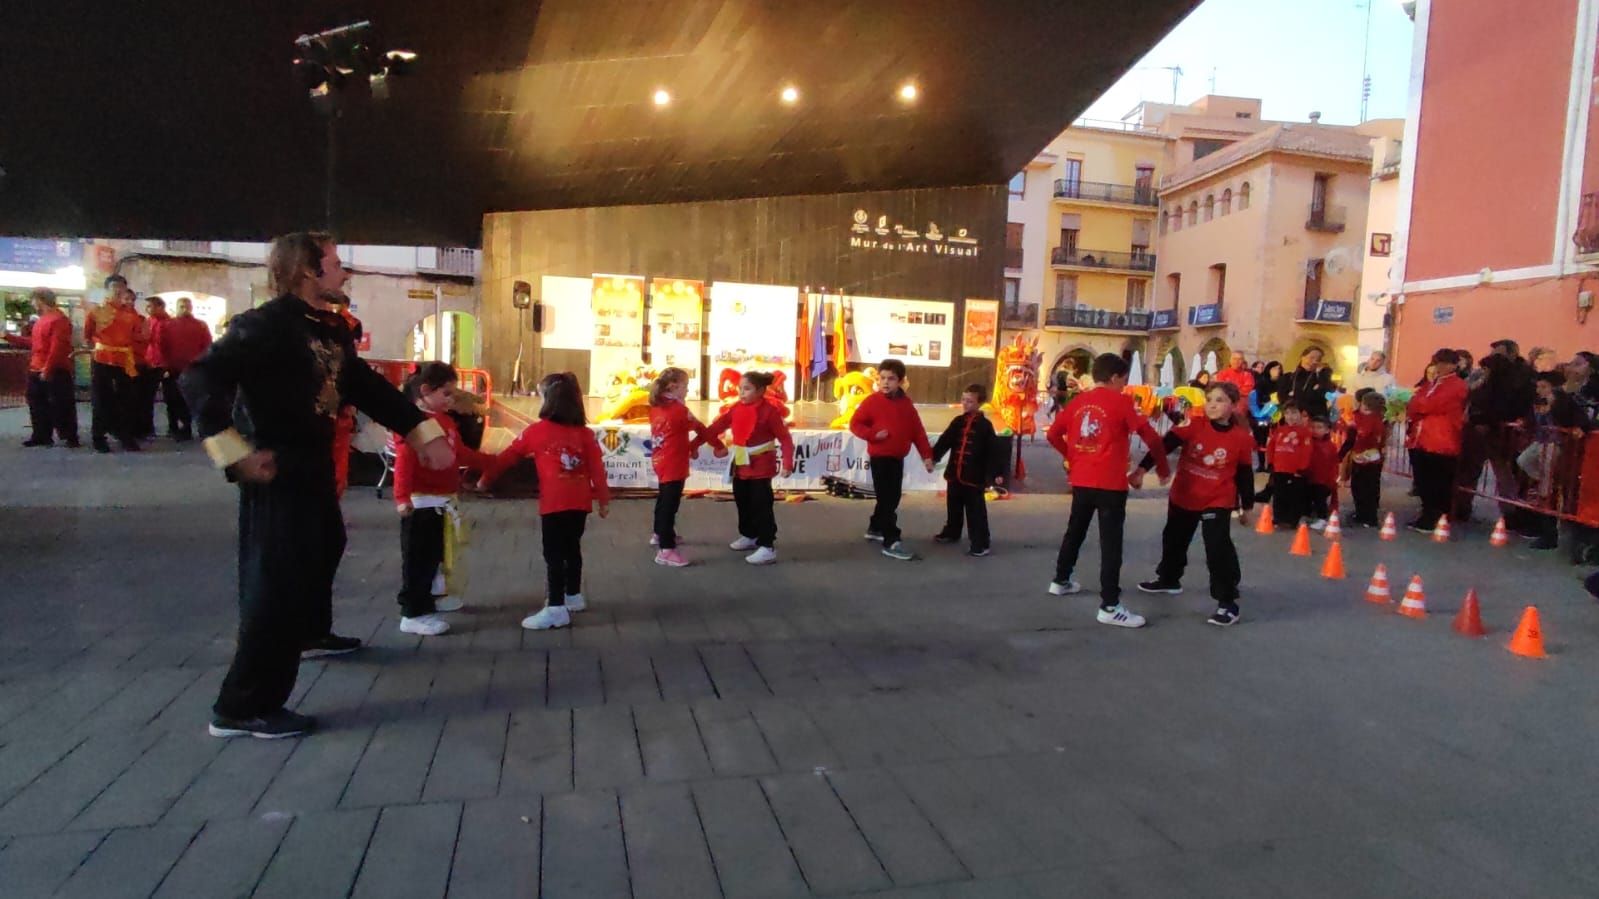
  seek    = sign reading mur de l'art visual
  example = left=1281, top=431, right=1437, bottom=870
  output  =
left=847, top=209, right=981, bottom=258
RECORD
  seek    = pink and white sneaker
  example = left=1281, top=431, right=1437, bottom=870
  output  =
left=654, top=548, right=690, bottom=567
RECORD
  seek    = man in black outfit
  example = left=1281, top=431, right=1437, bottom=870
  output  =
left=183, top=232, right=454, bottom=739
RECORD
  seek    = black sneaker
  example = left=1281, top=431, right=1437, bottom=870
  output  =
left=93, top=439, right=112, bottom=453
left=967, top=547, right=991, bottom=557
left=63, top=439, right=82, bottom=449
left=208, top=709, right=315, bottom=739
left=119, top=440, right=142, bottom=452
left=1137, top=579, right=1183, bottom=595
left=1207, top=606, right=1241, bottom=627
left=933, top=533, right=959, bottom=544
left=301, top=633, right=363, bottom=658
left=22, top=438, right=53, bottom=447
left=863, top=530, right=884, bottom=543
left=1405, top=520, right=1432, bottom=534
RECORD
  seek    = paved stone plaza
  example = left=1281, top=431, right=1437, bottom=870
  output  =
left=3, top=408, right=1599, bottom=897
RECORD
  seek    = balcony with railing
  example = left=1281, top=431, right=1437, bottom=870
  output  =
left=1044, top=306, right=1151, bottom=332
left=1001, top=302, right=1039, bottom=328
left=1187, top=303, right=1224, bottom=327
left=1299, top=298, right=1355, bottom=324
left=1053, top=179, right=1159, bottom=207
left=1306, top=203, right=1347, bottom=233
left=1575, top=192, right=1599, bottom=258
left=1003, top=246, right=1024, bottom=270
left=1050, top=246, right=1156, bottom=272
left=1150, top=308, right=1180, bottom=330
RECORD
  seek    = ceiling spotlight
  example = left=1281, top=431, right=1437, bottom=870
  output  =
left=780, top=85, right=799, bottom=105
left=384, top=49, right=417, bottom=76
left=898, top=82, right=918, bottom=102
left=653, top=88, right=672, bottom=107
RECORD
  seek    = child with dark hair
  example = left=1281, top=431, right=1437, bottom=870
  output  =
left=1342, top=391, right=1388, bottom=527
left=931, top=383, right=1001, bottom=556
left=1406, top=348, right=1468, bottom=532
left=391, top=362, right=496, bottom=636
left=1306, top=415, right=1340, bottom=529
left=1264, top=400, right=1312, bottom=527
left=850, top=358, right=934, bottom=561
left=703, top=371, right=795, bottom=565
left=647, top=367, right=724, bottom=566
left=1132, top=382, right=1257, bottom=626
left=479, top=373, right=610, bottom=630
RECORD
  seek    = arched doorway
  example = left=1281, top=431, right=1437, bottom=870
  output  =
left=1158, top=345, right=1185, bottom=388
left=1049, top=347, right=1094, bottom=388
left=1284, top=336, right=1334, bottom=374
left=1196, top=337, right=1230, bottom=381
left=412, top=311, right=479, bottom=369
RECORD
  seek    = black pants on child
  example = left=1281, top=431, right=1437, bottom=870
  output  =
left=25, top=369, right=78, bottom=444
left=733, top=477, right=777, bottom=548
left=1270, top=473, right=1308, bottom=527
left=1411, top=450, right=1457, bottom=529
left=1350, top=463, right=1382, bottom=525
left=868, top=456, right=905, bottom=545
left=654, top=479, right=685, bottom=550
left=1155, top=504, right=1241, bottom=605
left=1055, top=487, right=1127, bottom=607
left=90, top=361, right=136, bottom=446
left=541, top=510, right=587, bottom=604
left=398, top=507, right=445, bottom=618
left=135, top=366, right=162, bottom=439
left=1309, top=484, right=1333, bottom=521
left=163, top=373, right=192, bottom=438
left=941, top=482, right=990, bottom=551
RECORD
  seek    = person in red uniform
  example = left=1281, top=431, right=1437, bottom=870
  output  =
left=1214, top=350, right=1255, bottom=403
left=137, top=296, right=170, bottom=439
left=849, top=358, right=935, bottom=561
left=1264, top=401, right=1313, bottom=528
left=703, top=371, right=796, bottom=565
left=1045, top=352, right=1170, bottom=627
left=6, top=288, right=79, bottom=448
left=1405, top=348, right=1469, bottom=532
left=478, top=373, right=611, bottom=631
left=158, top=296, right=213, bottom=441
left=1131, top=381, right=1258, bottom=626
left=83, top=275, right=144, bottom=452
left=1306, top=415, right=1341, bottom=527
left=1342, top=391, right=1389, bottom=527
left=647, top=366, right=725, bottom=567
left=931, top=383, right=1003, bottom=556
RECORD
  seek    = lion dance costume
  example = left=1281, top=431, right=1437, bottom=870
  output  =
left=991, top=335, right=1042, bottom=479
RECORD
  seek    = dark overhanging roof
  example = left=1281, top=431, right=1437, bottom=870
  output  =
left=0, top=0, right=1198, bottom=246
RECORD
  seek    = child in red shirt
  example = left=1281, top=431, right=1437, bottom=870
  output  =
left=1306, top=415, right=1341, bottom=528
left=1044, top=353, right=1170, bottom=627
left=1342, top=390, right=1388, bottom=527
left=704, top=371, right=795, bottom=565
left=849, top=358, right=934, bottom=561
left=1131, top=382, right=1257, bottom=626
left=1264, top=401, right=1313, bottom=528
left=647, top=367, right=725, bottom=567
left=479, top=373, right=611, bottom=631
left=391, top=362, right=496, bottom=636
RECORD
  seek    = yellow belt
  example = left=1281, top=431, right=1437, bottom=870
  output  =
left=438, top=500, right=471, bottom=595
left=731, top=440, right=776, bottom=466
left=94, top=343, right=138, bottom=377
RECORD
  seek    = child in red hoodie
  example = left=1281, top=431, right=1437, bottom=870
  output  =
left=1264, top=400, right=1313, bottom=528
left=647, top=367, right=725, bottom=567
left=391, top=362, right=496, bottom=637
left=479, top=373, right=610, bottom=631
left=1306, top=415, right=1341, bottom=529
left=849, top=358, right=934, bottom=561
left=1342, top=390, right=1389, bottom=527
left=703, top=371, right=795, bottom=565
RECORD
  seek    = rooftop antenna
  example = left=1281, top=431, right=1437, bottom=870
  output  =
left=1137, top=65, right=1184, bottom=104
left=1208, top=67, right=1217, bottom=94
left=1357, top=0, right=1375, bottom=122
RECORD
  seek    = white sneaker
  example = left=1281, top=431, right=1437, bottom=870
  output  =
left=521, top=605, right=571, bottom=630
left=1048, top=580, right=1082, bottom=596
left=1309, top=519, right=1328, bottom=531
left=745, top=546, right=778, bottom=565
left=564, top=593, right=587, bottom=612
left=400, top=614, right=450, bottom=636
left=649, top=533, right=659, bottom=547
left=1097, top=604, right=1147, bottom=628
left=430, top=570, right=447, bottom=596
left=729, top=536, right=758, bottom=551
left=433, top=595, right=464, bottom=613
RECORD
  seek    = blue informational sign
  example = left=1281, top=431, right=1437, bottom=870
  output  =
left=1187, top=303, right=1221, bottom=326
left=0, top=238, right=83, bottom=274
left=1311, top=300, right=1353, bottom=323
left=1151, top=309, right=1178, bottom=329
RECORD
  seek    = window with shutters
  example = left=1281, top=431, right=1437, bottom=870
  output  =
left=1125, top=279, right=1148, bottom=311
left=1054, top=275, right=1079, bottom=308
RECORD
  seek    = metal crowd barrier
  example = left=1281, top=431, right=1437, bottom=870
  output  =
left=1381, top=418, right=1599, bottom=526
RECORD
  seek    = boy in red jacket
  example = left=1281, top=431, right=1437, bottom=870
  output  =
left=850, top=358, right=934, bottom=561
left=1306, top=415, right=1341, bottom=528
left=1265, top=401, right=1313, bottom=528
left=1405, top=348, right=1468, bottom=531
left=1131, top=382, right=1257, bottom=626
left=1342, top=390, right=1388, bottom=527
left=1045, top=353, right=1170, bottom=628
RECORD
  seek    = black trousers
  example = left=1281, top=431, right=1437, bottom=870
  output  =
left=1155, top=504, right=1241, bottom=604
left=215, top=477, right=346, bottom=719
left=541, top=509, right=588, bottom=604
left=1055, top=487, right=1127, bottom=606
left=25, top=369, right=77, bottom=443
left=1350, top=463, right=1382, bottom=525
left=1309, top=484, right=1333, bottom=521
left=135, top=366, right=162, bottom=438
left=1412, top=450, right=1457, bottom=529
left=940, top=482, right=990, bottom=550
left=868, top=456, right=905, bottom=545
left=733, top=477, right=777, bottom=548
left=89, top=362, right=136, bottom=445
left=398, top=507, right=445, bottom=618
left=1270, top=473, right=1308, bottom=527
left=163, top=371, right=192, bottom=437
left=654, top=479, right=685, bottom=550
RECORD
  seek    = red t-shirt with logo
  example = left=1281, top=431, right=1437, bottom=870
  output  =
left=1266, top=423, right=1313, bottom=475
left=1167, top=417, right=1258, bottom=511
left=1047, top=386, right=1168, bottom=490
left=482, top=419, right=612, bottom=515
left=649, top=399, right=722, bottom=483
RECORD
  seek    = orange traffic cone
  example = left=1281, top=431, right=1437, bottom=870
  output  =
left=1380, top=512, right=1398, bottom=541
left=1489, top=517, right=1510, bottom=548
left=1432, top=515, right=1452, bottom=543
left=1320, top=540, right=1346, bottom=579
left=1364, top=564, right=1392, bottom=604
left=1324, top=511, right=1342, bottom=540
left=1290, top=523, right=1313, bottom=556
left=1452, top=588, right=1487, bottom=637
left=1507, top=606, right=1547, bottom=658
left=1397, top=575, right=1427, bottom=618
left=1254, top=503, right=1274, bottom=535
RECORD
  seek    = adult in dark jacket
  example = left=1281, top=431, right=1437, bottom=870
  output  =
left=932, top=384, right=1004, bottom=555
left=182, top=232, right=454, bottom=740
left=1280, top=348, right=1334, bottom=419
left=1454, top=344, right=1536, bottom=523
